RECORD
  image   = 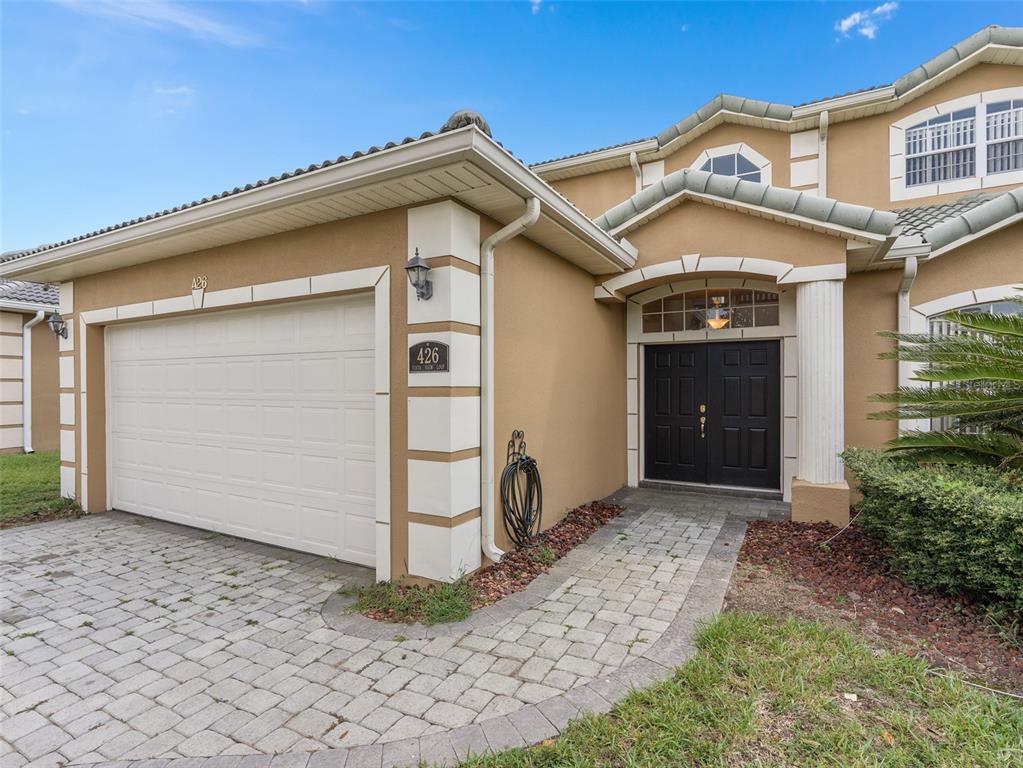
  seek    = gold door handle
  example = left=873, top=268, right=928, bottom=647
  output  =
left=700, top=415, right=706, bottom=439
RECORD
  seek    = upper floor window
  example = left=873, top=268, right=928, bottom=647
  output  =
left=892, top=88, right=1023, bottom=201
left=690, top=143, right=772, bottom=185
left=986, top=99, right=1023, bottom=174
left=904, top=108, right=976, bottom=186
left=699, top=152, right=762, bottom=183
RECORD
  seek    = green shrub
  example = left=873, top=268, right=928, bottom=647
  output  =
left=843, top=448, right=1023, bottom=616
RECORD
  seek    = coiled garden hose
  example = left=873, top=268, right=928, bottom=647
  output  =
left=500, top=430, right=543, bottom=548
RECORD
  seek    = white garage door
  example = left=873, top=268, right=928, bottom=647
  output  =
left=107, top=294, right=376, bottom=566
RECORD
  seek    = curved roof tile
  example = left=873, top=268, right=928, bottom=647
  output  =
left=594, top=168, right=899, bottom=237
left=924, top=187, right=1023, bottom=250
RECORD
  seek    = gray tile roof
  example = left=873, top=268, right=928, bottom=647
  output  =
left=594, top=169, right=899, bottom=236
left=894, top=193, right=1001, bottom=237
left=894, top=25, right=1023, bottom=97
left=2, top=111, right=499, bottom=265
left=0, top=279, right=58, bottom=306
left=924, top=187, right=1023, bottom=250
left=533, top=25, right=1022, bottom=168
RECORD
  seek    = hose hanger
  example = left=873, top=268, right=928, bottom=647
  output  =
left=500, top=430, right=543, bottom=549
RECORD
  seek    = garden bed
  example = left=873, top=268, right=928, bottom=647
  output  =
left=350, top=500, right=623, bottom=625
left=727, top=519, right=1023, bottom=695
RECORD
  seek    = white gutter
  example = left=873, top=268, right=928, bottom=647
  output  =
left=480, top=196, right=541, bottom=563
left=21, top=310, right=46, bottom=453
left=629, top=152, right=642, bottom=195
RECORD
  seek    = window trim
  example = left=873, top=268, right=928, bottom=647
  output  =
left=688, top=143, right=773, bottom=186
left=890, top=87, right=1023, bottom=202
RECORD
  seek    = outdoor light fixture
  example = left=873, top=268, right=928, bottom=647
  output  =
left=404, top=248, right=433, bottom=301
left=706, top=295, right=730, bottom=330
left=47, top=313, right=68, bottom=339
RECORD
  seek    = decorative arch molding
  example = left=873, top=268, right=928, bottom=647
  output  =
left=688, top=143, right=773, bottom=185
left=595, top=254, right=845, bottom=302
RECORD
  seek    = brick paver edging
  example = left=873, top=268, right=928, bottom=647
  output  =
left=83, top=516, right=747, bottom=768
left=320, top=510, right=641, bottom=641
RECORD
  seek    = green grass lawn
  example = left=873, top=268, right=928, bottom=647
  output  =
left=0, top=451, right=78, bottom=526
left=460, top=612, right=1022, bottom=767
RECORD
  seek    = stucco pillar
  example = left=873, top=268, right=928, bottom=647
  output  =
left=793, top=279, right=849, bottom=524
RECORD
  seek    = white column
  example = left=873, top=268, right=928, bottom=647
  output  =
left=796, top=279, right=845, bottom=484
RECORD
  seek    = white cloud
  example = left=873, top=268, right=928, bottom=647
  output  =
left=835, top=2, right=898, bottom=40
left=530, top=0, right=542, bottom=15
left=55, top=0, right=260, bottom=47
left=153, top=85, right=193, bottom=97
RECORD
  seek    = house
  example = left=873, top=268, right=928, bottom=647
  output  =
left=1, top=26, right=1020, bottom=584
left=0, top=278, right=60, bottom=454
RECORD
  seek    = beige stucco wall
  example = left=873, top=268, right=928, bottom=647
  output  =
left=625, top=201, right=848, bottom=270
left=843, top=268, right=899, bottom=450
left=492, top=227, right=626, bottom=553
left=552, top=166, right=635, bottom=221
left=30, top=321, right=59, bottom=452
left=829, top=64, right=1023, bottom=210
left=912, top=223, right=1023, bottom=306
left=68, top=208, right=415, bottom=577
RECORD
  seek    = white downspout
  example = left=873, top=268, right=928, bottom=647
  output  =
left=480, top=196, right=541, bottom=562
left=817, top=110, right=829, bottom=198
left=897, top=255, right=919, bottom=432
left=21, top=310, right=46, bottom=453
left=629, top=152, right=642, bottom=195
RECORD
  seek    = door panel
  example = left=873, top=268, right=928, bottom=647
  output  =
left=706, top=341, right=780, bottom=488
left=644, top=340, right=780, bottom=490
left=644, top=344, right=707, bottom=482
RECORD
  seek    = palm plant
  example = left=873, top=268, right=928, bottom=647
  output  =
left=869, top=295, right=1023, bottom=469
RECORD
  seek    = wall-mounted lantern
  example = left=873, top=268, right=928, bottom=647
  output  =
left=47, top=313, right=68, bottom=339
left=404, top=248, right=433, bottom=301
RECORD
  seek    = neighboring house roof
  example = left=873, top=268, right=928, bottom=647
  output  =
left=923, top=186, right=1023, bottom=252
left=594, top=168, right=899, bottom=239
left=0, top=279, right=58, bottom=308
left=533, top=25, right=1023, bottom=172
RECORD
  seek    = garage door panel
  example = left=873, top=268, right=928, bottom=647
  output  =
left=108, top=295, right=376, bottom=564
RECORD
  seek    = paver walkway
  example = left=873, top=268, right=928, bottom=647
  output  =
left=1, top=488, right=788, bottom=768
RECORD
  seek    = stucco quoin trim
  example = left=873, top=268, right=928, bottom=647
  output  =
left=77, top=266, right=393, bottom=582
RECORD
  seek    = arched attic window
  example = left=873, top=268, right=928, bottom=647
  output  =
left=700, top=153, right=762, bottom=182
left=691, top=144, right=772, bottom=185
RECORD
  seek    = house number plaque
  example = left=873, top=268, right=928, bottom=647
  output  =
left=409, top=341, right=449, bottom=373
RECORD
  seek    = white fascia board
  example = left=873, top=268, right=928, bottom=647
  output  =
left=0, top=299, right=57, bottom=313
left=0, top=128, right=481, bottom=280
left=608, top=190, right=887, bottom=244
left=470, top=132, right=636, bottom=272
left=791, top=86, right=896, bottom=120
left=530, top=139, right=659, bottom=175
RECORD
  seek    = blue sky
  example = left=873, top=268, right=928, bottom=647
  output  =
left=2, top=1, right=1020, bottom=251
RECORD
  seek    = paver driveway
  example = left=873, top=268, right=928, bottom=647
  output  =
left=1, top=489, right=784, bottom=767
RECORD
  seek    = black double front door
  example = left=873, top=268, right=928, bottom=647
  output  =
left=644, top=341, right=780, bottom=489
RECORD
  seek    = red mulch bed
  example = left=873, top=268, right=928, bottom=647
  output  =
left=470, top=500, right=623, bottom=607
left=731, top=520, right=1023, bottom=693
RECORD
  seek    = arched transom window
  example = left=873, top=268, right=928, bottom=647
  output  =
left=642, top=288, right=779, bottom=333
